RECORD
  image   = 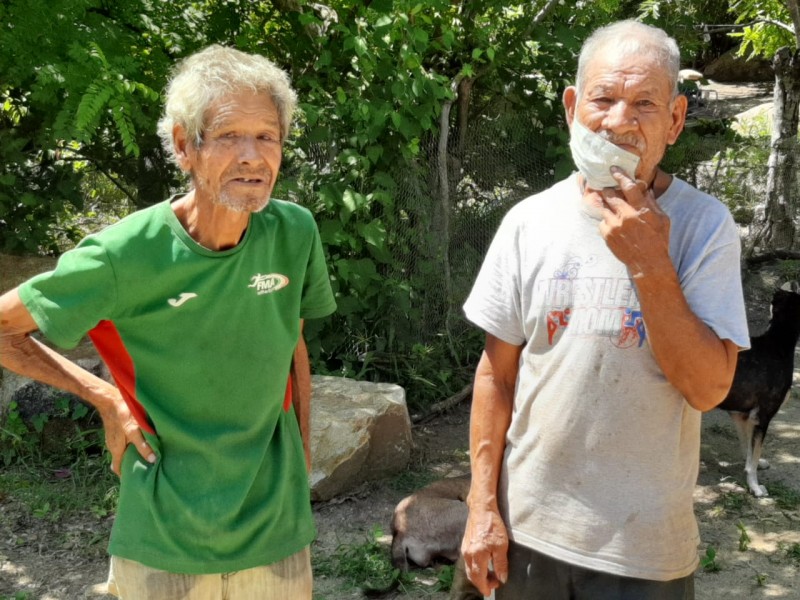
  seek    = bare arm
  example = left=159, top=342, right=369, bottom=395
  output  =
left=0, top=287, right=155, bottom=474
left=598, top=169, right=739, bottom=411
left=461, top=333, right=522, bottom=597
left=290, top=320, right=312, bottom=473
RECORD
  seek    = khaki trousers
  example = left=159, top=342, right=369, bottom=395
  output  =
left=106, top=547, right=312, bottom=600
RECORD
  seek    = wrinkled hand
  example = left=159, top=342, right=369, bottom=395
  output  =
left=97, top=392, right=156, bottom=476
left=461, top=507, right=509, bottom=597
left=598, top=167, right=671, bottom=278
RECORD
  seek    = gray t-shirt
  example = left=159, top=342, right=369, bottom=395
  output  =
left=464, top=173, right=749, bottom=581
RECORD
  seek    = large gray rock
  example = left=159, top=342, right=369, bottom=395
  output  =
left=704, top=48, right=773, bottom=82
left=1, top=364, right=412, bottom=498
left=310, top=375, right=411, bottom=501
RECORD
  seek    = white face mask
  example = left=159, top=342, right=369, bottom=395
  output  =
left=568, top=118, right=640, bottom=189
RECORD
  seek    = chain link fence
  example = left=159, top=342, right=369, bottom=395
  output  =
left=295, top=83, right=792, bottom=381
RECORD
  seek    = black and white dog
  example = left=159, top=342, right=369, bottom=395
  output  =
left=717, top=282, right=800, bottom=497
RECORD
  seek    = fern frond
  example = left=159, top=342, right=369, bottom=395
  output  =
left=75, top=80, right=113, bottom=136
left=111, top=102, right=140, bottom=158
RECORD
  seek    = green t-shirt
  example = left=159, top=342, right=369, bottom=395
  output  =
left=19, top=197, right=336, bottom=574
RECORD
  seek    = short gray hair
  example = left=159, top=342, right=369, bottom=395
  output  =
left=576, top=20, right=680, bottom=99
left=157, top=45, right=297, bottom=164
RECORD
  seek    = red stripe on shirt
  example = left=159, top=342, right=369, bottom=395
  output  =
left=88, top=320, right=155, bottom=435
left=283, top=376, right=292, bottom=412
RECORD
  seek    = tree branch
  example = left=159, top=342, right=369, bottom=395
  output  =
left=533, top=0, right=560, bottom=25
left=412, top=384, right=473, bottom=424
left=521, top=0, right=560, bottom=40
left=701, top=19, right=795, bottom=36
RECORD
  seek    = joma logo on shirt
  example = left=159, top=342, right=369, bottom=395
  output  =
left=249, top=273, right=290, bottom=295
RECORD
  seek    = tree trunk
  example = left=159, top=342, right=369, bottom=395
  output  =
left=764, top=47, right=800, bottom=251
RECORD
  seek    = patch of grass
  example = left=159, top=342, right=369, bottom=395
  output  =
left=766, top=482, right=800, bottom=510
left=720, top=491, right=748, bottom=512
left=774, top=260, right=800, bottom=283
left=0, top=456, right=118, bottom=522
left=313, top=526, right=452, bottom=596
left=313, top=526, right=411, bottom=594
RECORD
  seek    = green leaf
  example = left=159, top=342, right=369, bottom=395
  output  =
left=358, top=219, right=391, bottom=263
left=441, top=29, right=455, bottom=49
left=335, top=295, right=362, bottom=316
left=366, top=145, right=383, bottom=164
left=318, top=184, right=343, bottom=211
left=341, top=189, right=367, bottom=223
left=370, top=0, right=394, bottom=14
left=319, top=218, right=348, bottom=245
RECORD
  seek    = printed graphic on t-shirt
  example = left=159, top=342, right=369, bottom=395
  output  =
left=248, top=273, right=290, bottom=295
left=537, top=255, right=644, bottom=348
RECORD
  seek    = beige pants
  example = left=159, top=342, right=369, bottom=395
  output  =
left=106, top=547, right=312, bottom=600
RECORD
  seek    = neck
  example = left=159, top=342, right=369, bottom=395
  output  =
left=172, top=190, right=250, bottom=251
left=650, top=169, right=673, bottom=197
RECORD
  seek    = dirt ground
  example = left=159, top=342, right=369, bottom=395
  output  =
left=2, top=81, right=797, bottom=599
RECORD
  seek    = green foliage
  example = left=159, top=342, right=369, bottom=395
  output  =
left=0, top=395, right=117, bottom=533
left=786, top=542, right=800, bottom=561
left=720, top=490, right=748, bottom=512
left=1, top=460, right=118, bottom=523
left=731, top=0, right=797, bottom=58
left=663, top=117, right=769, bottom=229
left=636, top=0, right=738, bottom=60
left=766, top=481, right=800, bottom=510
left=314, top=527, right=412, bottom=594
left=700, top=546, right=721, bottom=572
left=2, top=0, right=632, bottom=412
left=0, top=0, right=187, bottom=253
left=775, top=259, right=800, bottom=282
left=313, top=526, right=453, bottom=595
left=267, top=0, right=621, bottom=408
left=0, top=397, right=104, bottom=468
left=0, top=402, right=31, bottom=466
left=736, top=521, right=750, bottom=551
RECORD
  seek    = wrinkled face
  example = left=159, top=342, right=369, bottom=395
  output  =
left=565, top=45, right=687, bottom=185
left=176, top=90, right=282, bottom=213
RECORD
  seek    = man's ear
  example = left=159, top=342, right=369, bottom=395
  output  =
left=563, top=86, right=577, bottom=128
left=173, top=124, right=194, bottom=173
left=667, top=94, right=688, bottom=146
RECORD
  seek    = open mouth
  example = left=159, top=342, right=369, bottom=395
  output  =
left=231, top=177, right=265, bottom=184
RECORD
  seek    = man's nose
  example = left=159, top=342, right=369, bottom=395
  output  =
left=603, top=101, right=638, bottom=133
left=237, top=136, right=263, bottom=163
